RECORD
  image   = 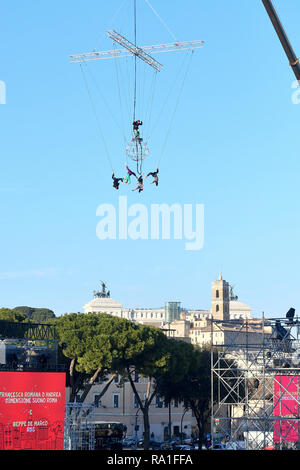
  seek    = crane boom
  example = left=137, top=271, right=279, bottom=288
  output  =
left=70, top=35, right=204, bottom=67
left=262, top=0, right=300, bottom=81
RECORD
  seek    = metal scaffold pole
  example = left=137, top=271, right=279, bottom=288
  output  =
left=211, top=313, right=300, bottom=450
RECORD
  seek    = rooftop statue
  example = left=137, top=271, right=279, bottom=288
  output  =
left=93, top=281, right=111, bottom=299
left=230, top=284, right=238, bottom=301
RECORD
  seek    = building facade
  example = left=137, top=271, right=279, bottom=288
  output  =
left=80, top=275, right=268, bottom=440
left=68, top=375, right=193, bottom=442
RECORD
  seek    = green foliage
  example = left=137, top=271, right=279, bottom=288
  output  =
left=52, top=312, right=203, bottom=449
left=155, top=346, right=213, bottom=442
left=155, top=338, right=195, bottom=383
left=156, top=346, right=212, bottom=402
left=157, top=347, right=213, bottom=406
left=13, top=306, right=55, bottom=323
left=0, top=308, right=28, bottom=323
left=53, top=312, right=170, bottom=376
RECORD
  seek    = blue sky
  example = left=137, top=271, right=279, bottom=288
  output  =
left=0, top=0, right=299, bottom=318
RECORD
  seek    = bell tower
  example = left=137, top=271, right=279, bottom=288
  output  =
left=211, top=273, right=230, bottom=321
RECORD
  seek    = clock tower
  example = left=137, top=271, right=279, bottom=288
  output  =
left=211, top=273, right=230, bottom=321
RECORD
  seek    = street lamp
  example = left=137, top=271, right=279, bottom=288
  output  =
left=135, top=408, right=140, bottom=442
left=180, top=408, right=189, bottom=444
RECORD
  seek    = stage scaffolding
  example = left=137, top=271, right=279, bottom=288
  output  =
left=64, top=403, right=95, bottom=450
left=210, top=315, right=300, bottom=450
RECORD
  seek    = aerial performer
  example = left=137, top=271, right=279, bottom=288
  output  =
left=132, top=174, right=144, bottom=193
left=146, top=167, right=159, bottom=187
left=112, top=172, right=123, bottom=190
left=124, top=164, right=137, bottom=184
left=133, top=120, right=143, bottom=139
left=71, top=6, right=205, bottom=199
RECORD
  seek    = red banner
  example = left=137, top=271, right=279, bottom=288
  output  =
left=0, top=371, right=65, bottom=450
left=274, top=375, right=300, bottom=443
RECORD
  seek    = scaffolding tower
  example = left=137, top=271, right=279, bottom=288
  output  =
left=64, top=403, right=95, bottom=450
left=211, top=314, right=300, bottom=450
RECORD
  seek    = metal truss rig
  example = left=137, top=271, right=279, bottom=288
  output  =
left=65, top=403, right=95, bottom=451
left=70, top=29, right=204, bottom=71
left=210, top=315, right=300, bottom=450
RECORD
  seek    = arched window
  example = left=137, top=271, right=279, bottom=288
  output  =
left=216, top=304, right=219, bottom=312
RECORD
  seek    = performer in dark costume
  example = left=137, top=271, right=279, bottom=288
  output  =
left=112, top=172, right=123, bottom=190
left=146, top=167, right=159, bottom=186
left=133, top=120, right=143, bottom=138
left=132, top=174, right=144, bottom=193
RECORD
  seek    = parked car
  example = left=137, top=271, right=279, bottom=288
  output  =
left=149, top=440, right=162, bottom=450
left=225, top=441, right=246, bottom=450
left=183, top=438, right=193, bottom=444
left=160, top=441, right=173, bottom=450
left=122, top=437, right=138, bottom=448
left=211, top=443, right=226, bottom=450
left=174, top=444, right=193, bottom=451
left=137, top=439, right=161, bottom=449
left=137, top=439, right=144, bottom=448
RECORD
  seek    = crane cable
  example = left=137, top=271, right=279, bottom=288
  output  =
left=145, top=50, right=189, bottom=143
left=112, top=43, right=130, bottom=167
left=144, top=0, right=178, bottom=42
left=112, top=42, right=130, bottom=146
left=157, top=49, right=195, bottom=168
left=144, top=70, right=158, bottom=141
left=133, top=0, right=137, bottom=123
left=84, top=56, right=127, bottom=145
left=80, top=62, right=114, bottom=172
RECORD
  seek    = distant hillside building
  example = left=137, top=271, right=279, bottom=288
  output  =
left=81, top=275, right=269, bottom=440
left=83, top=283, right=181, bottom=327
left=83, top=275, right=259, bottom=347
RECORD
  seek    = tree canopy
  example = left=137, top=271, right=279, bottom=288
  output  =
left=1, top=308, right=223, bottom=449
left=13, top=306, right=55, bottom=323
left=155, top=347, right=213, bottom=444
left=0, top=307, right=28, bottom=323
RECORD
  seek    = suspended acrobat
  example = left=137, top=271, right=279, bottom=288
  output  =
left=126, top=119, right=148, bottom=176
left=124, top=164, right=137, bottom=184
left=71, top=20, right=204, bottom=192
left=132, top=174, right=144, bottom=193
left=146, top=167, right=159, bottom=187
left=112, top=172, right=123, bottom=190
left=133, top=120, right=143, bottom=139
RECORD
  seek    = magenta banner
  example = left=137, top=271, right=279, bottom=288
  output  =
left=274, top=375, right=300, bottom=443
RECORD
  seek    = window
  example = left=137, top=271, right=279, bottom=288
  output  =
left=155, top=396, right=163, bottom=408
left=216, top=290, right=219, bottom=298
left=114, top=375, right=120, bottom=383
left=113, top=393, right=119, bottom=408
left=216, top=305, right=219, bottom=312
left=94, top=394, right=101, bottom=407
